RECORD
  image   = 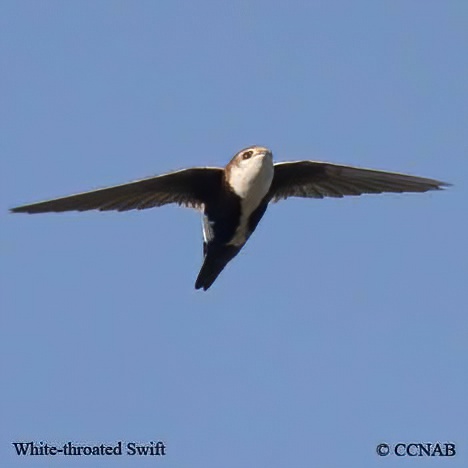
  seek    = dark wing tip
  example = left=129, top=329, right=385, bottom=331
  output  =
left=10, top=203, right=70, bottom=214
left=437, top=181, right=452, bottom=189
left=10, top=205, right=34, bottom=214
left=419, top=180, right=451, bottom=192
left=419, top=179, right=452, bottom=191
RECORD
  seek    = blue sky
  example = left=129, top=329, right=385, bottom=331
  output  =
left=2, top=1, right=467, bottom=467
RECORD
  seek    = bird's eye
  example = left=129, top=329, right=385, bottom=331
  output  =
left=242, top=150, right=253, bottom=160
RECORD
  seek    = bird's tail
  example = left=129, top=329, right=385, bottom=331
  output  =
left=195, top=244, right=241, bottom=291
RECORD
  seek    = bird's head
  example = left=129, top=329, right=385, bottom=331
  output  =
left=225, top=146, right=274, bottom=198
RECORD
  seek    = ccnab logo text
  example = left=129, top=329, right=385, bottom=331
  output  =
left=376, top=442, right=456, bottom=457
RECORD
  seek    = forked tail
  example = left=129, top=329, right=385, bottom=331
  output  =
left=195, top=244, right=241, bottom=290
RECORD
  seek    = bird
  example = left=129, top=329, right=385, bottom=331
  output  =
left=11, top=145, right=449, bottom=290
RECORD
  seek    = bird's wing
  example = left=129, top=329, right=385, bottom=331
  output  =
left=268, top=161, right=449, bottom=202
left=11, top=167, right=224, bottom=214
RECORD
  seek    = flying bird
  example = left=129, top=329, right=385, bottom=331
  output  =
left=11, top=145, right=449, bottom=290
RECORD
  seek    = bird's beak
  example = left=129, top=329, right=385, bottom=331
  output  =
left=257, top=149, right=272, bottom=159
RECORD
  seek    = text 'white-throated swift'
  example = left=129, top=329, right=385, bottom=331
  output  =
left=11, top=146, right=449, bottom=290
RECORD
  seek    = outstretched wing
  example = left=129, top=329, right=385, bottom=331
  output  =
left=11, top=167, right=224, bottom=214
left=269, top=161, right=449, bottom=201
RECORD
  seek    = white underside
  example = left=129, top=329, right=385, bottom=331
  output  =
left=202, top=213, right=213, bottom=244
left=227, top=155, right=274, bottom=246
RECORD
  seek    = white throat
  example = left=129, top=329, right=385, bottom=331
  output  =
left=227, top=154, right=274, bottom=246
left=228, top=154, right=274, bottom=200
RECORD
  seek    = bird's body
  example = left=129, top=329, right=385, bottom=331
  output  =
left=196, top=146, right=273, bottom=289
left=11, top=146, right=449, bottom=290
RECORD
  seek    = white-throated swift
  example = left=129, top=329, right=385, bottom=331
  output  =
left=11, top=146, right=449, bottom=290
